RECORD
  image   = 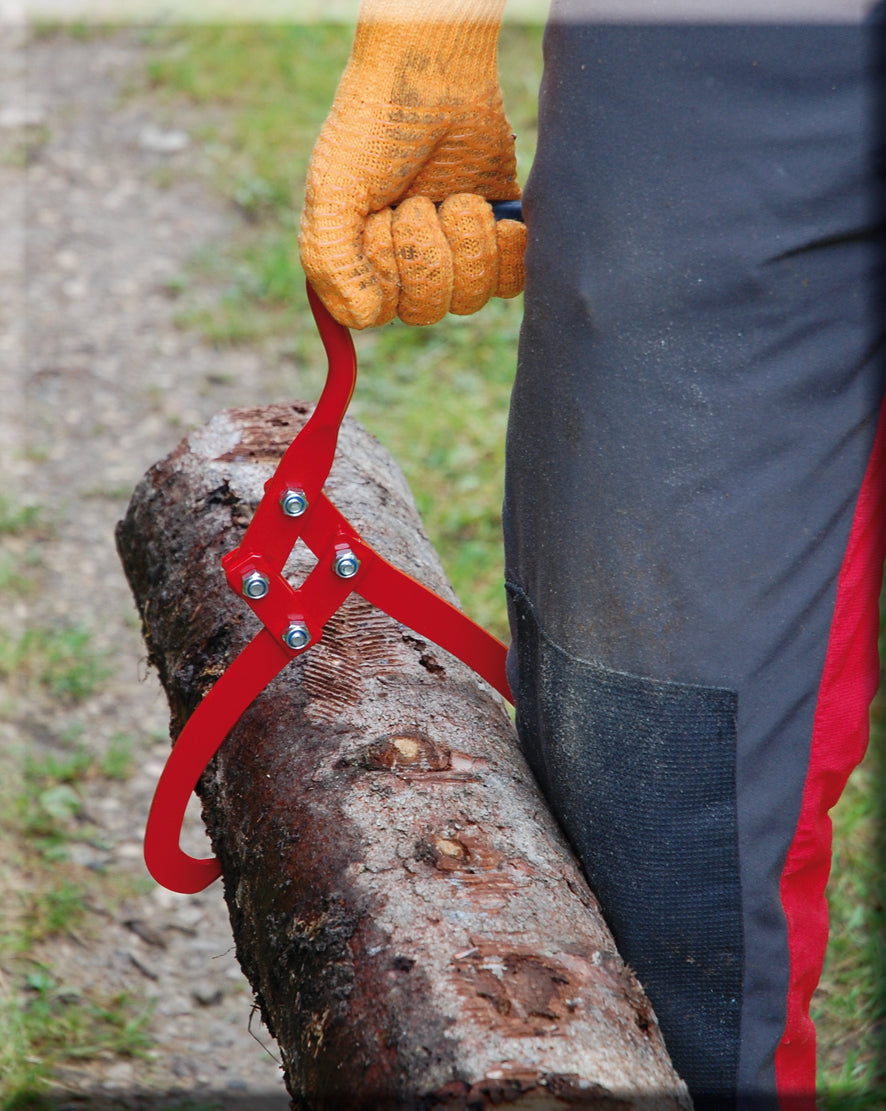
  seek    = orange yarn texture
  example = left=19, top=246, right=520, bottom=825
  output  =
left=299, top=0, right=525, bottom=329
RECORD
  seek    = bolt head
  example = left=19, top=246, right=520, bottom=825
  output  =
left=280, top=487, right=308, bottom=518
left=241, top=570, right=270, bottom=600
left=333, top=550, right=360, bottom=580
left=283, top=622, right=311, bottom=651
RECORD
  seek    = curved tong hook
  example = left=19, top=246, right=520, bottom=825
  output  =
left=143, top=285, right=357, bottom=894
left=144, top=282, right=512, bottom=894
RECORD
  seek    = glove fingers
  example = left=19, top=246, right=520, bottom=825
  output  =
left=363, top=208, right=399, bottom=326
left=391, top=196, right=454, bottom=326
left=494, top=217, right=527, bottom=300
left=438, top=193, right=498, bottom=316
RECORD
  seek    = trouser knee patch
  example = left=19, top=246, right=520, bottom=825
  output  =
left=507, top=584, right=743, bottom=1104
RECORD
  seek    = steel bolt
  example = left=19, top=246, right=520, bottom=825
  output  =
left=283, top=622, right=311, bottom=651
left=242, top=570, right=270, bottom=599
left=280, top=487, right=308, bottom=518
left=333, top=549, right=360, bottom=580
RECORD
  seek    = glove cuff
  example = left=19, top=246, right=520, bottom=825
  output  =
left=355, top=0, right=506, bottom=24
left=350, top=0, right=506, bottom=92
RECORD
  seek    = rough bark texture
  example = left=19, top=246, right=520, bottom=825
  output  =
left=116, top=402, right=692, bottom=1111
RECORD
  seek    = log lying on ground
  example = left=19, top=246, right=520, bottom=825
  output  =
left=116, top=402, right=692, bottom=1111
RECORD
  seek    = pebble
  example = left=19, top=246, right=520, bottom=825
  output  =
left=137, top=122, right=190, bottom=154
left=0, top=103, right=45, bottom=128
left=115, top=840, right=143, bottom=860
left=101, top=1061, right=135, bottom=1088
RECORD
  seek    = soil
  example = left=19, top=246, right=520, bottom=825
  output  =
left=1, top=21, right=304, bottom=1110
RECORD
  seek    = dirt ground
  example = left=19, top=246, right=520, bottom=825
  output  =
left=1, top=22, right=301, bottom=1109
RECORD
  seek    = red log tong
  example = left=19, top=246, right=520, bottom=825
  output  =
left=144, top=282, right=513, bottom=894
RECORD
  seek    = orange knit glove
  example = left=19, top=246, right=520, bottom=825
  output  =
left=299, top=0, right=526, bottom=329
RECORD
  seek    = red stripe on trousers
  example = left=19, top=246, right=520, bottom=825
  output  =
left=776, top=399, right=886, bottom=1107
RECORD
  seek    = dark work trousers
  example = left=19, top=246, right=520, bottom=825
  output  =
left=504, top=10, right=886, bottom=1110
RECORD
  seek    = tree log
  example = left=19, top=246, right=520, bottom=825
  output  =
left=116, top=402, right=692, bottom=1111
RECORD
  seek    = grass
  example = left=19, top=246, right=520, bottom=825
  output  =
left=0, top=624, right=112, bottom=704
left=0, top=498, right=149, bottom=1108
left=15, top=741, right=122, bottom=874
left=0, top=966, right=154, bottom=1110
left=352, top=303, right=521, bottom=632
left=0, top=726, right=152, bottom=1111
left=0, top=503, right=111, bottom=704
left=0, top=498, right=42, bottom=536
left=0, top=679, right=135, bottom=941
left=813, top=671, right=886, bottom=1108
left=104, top=19, right=886, bottom=1103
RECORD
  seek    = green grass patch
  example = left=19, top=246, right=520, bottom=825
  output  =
left=8, top=728, right=130, bottom=859
left=350, top=300, right=523, bottom=638
left=18, top=746, right=92, bottom=866
left=143, top=23, right=352, bottom=217
left=0, top=501, right=109, bottom=703
left=814, top=681, right=886, bottom=1107
left=0, top=624, right=112, bottom=704
left=22, top=880, right=89, bottom=942
left=0, top=498, right=42, bottom=537
left=100, top=732, right=136, bottom=782
left=0, top=965, right=154, bottom=1110
left=0, top=723, right=153, bottom=1105
left=0, top=497, right=47, bottom=600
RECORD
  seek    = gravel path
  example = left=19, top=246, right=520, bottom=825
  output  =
left=2, top=22, right=300, bottom=1109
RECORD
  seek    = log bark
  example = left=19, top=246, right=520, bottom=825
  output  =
left=116, top=402, right=692, bottom=1111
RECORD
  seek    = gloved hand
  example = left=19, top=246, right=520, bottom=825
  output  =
left=299, top=0, right=526, bottom=329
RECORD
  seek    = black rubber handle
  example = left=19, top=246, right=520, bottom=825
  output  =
left=390, top=199, right=523, bottom=222
left=490, top=199, right=524, bottom=223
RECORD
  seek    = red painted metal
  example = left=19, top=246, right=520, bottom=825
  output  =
left=144, top=282, right=513, bottom=893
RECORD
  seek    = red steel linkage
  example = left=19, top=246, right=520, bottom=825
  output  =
left=144, top=282, right=513, bottom=894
